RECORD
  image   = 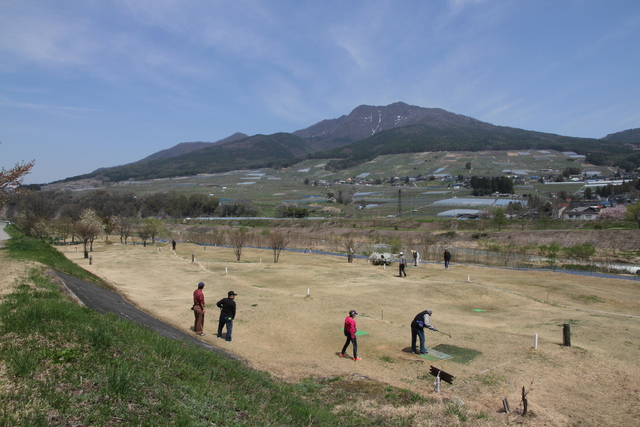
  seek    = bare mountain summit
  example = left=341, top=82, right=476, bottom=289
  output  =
left=293, top=101, right=490, bottom=150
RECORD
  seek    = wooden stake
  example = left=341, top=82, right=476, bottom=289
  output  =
left=563, top=323, right=571, bottom=347
left=502, top=396, right=510, bottom=413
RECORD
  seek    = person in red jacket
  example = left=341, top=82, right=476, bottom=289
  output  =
left=192, top=282, right=206, bottom=336
left=340, top=310, right=360, bottom=361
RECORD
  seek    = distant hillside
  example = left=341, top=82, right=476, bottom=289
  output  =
left=307, top=123, right=614, bottom=171
left=602, top=128, right=640, bottom=143
left=134, top=133, right=248, bottom=163
left=65, top=133, right=312, bottom=182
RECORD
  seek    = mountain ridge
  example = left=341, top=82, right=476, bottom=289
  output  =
left=60, top=102, right=640, bottom=183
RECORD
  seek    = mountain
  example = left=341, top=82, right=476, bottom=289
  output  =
left=312, top=123, right=606, bottom=171
left=66, top=133, right=313, bottom=183
left=292, top=102, right=491, bottom=150
left=60, top=102, right=640, bottom=183
left=602, top=128, right=640, bottom=143
left=133, top=133, right=248, bottom=163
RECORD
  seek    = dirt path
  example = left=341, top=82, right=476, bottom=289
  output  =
left=57, top=242, right=640, bottom=426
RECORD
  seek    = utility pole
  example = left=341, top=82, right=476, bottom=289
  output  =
left=397, top=189, right=402, bottom=217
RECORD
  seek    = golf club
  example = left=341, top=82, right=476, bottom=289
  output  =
left=436, top=330, right=452, bottom=338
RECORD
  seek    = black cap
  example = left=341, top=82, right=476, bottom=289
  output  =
left=228, top=291, right=237, bottom=296
left=198, top=282, right=205, bottom=288
left=349, top=310, right=358, bottom=316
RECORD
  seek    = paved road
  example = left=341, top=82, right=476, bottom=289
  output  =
left=0, top=221, right=9, bottom=249
left=52, top=270, right=239, bottom=360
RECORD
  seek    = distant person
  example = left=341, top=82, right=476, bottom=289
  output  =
left=412, top=250, right=420, bottom=266
left=217, top=291, right=237, bottom=342
left=172, top=239, right=177, bottom=250
left=340, top=310, right=360, bottom=361
left=444, top=249, right=451, bottom=270
left=411, top=308, right=438, bottom=354
left=192, top=282, right=206, bottom=336
left=399, top=252, right=407, bottom=277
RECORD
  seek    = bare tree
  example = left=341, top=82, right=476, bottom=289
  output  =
left=13, top=191, right=56, bottom=236
left=116, top=217, right=135, bottom=244
left=208, top=227, right=226, bottom=246
left=137, top=219, right=155, bottom=247
left=102, top=216, right=117, bottom=242
left=52, top=217, right=74, bottom=243
left=142, top=217, right=164, bottom=244
left=267, top=230, right=290, bottom=263
left=229, top=228, right=250, bottom=261
left=75, top=208, right=104, bottom=258
left=0, top=160, right=34, bottom=210
left=342, top=233, right=361, bottom=263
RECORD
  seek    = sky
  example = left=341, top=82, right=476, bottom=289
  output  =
left=1, top=0, right=640, bottom=184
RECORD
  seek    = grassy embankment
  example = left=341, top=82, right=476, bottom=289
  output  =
left=0, top=226, right=432, bottom=426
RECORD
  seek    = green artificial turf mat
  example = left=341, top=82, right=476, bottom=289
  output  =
left=431, top=344, right=482, bottom=364
left=418, top=347, right=453, bottom=361
left=340, top=328, right=369, bottom=336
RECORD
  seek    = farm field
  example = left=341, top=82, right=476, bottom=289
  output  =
left=59, top=241, right=640, bottom=426
left=49, top=149, right=602, bottom=219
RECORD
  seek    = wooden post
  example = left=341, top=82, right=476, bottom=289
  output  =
left=89, top=255, right=92, bottom=265
left=522, top=386, right=529, bottom=416
left=502, top=396, right=510, bottom=413
left=192, top=253, right=195, bottom=262
left=563, top=323, right=571, bottom=347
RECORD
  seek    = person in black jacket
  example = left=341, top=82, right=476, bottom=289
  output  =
left=411, top=308, right=438, bottom=354
left=217, top=291, right=237, bottom=342
left=444, top=248, right=452, bottom=269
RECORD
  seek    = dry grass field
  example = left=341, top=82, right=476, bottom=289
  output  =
left=57, top=241, right=640, bottom=426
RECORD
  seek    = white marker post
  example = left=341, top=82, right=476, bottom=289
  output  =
left=534, top=334, right=539, bottom=349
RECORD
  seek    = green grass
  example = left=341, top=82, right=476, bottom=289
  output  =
left=0, top=232, right=441, bottom=426
left=4, top=224, right=107, bottom=288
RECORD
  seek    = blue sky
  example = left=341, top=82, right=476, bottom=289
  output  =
left=1, top=0, right=639, bottom=184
